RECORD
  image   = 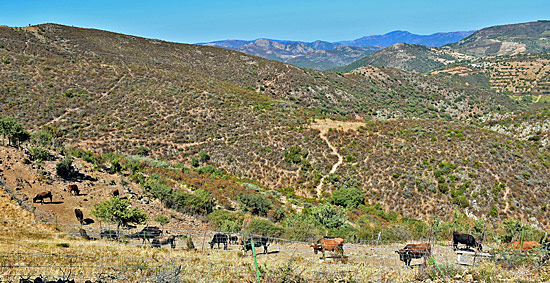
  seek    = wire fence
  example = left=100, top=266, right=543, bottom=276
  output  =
left=4, top=218, right=541, bottom=282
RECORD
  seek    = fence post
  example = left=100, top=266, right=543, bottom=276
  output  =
left=201, top=230, right=207, bottom=252
left=251, top=238, right=260, bottom=283
left=322, top=239, right=326, bottom=261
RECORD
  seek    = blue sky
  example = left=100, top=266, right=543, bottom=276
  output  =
left=2, top=0, right=549, bottom=43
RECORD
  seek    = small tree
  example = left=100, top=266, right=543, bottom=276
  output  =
left=91, top=197, right=148, bottom=237
left=238, top=193, right=272, bottom=216
left=0, top=116, right=30, bottom=147
left=198, top=150, right=210, bottom=163
left=56, top=156, right=76, bottom=178
left=330, top=187, right=365, bottom=209
left=154, top=215, right=170, bottom=227
left=312, top=204, right=347, bottom=231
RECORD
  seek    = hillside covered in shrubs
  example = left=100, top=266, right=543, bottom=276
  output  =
left=1, top=23, right=549, bottom=230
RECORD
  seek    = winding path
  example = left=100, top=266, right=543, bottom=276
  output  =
left=310, top=119, right=365, bottom=197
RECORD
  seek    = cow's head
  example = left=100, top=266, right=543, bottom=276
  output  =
left=477, top=242, right=483, bottom=252
left=310, top=244, right=320, bottom=254
left=395, top=249, right=408, bottom=262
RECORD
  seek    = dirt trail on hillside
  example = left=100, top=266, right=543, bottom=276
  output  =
left=310, top=119, right=365, bottom=197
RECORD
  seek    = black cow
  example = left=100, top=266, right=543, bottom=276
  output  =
left=243, top=236, right=270, bottom=254
left=75, top=208, right=84, bottom=224
left=209, top=233, right=228, bottom=250
left=33, top=191, right=52, bottom=204
left=100, top=230, right=118, bottom=240
left=128, top=226, right=163, bottom=244
left=152, top=235, right=176, bottom=249
left=453, top=231, right=482, bottom=251
left=395, top=243, right=432, bottom=268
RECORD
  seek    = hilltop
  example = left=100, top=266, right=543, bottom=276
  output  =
left=1, top=23, right=549, bottom=226
left=449, top=20, right=550, bottom=57
left=332, top=43, right=474, bottom=73
left=335, top=20, right=550, bottom=74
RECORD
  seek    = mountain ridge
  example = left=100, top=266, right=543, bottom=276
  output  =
left=199, top=30, right=473, bottom=70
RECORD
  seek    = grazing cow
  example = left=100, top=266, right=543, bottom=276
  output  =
left=74, top=208, right=84, bottom=224
left=100, top=230, right=119, bottom=240
left=68, top=184, right=79, bottom=196
left=112, top=189, right=119, bottom=197
left=33, top=191, right=52, bottom=204
left=243, top=236, right=271, bottom=254
left=128, top=226, right=163, bottom=244
left=506, top=241, right=540, bottom=251
left=209, top=233, right=228, bottom=250
left=395, top=243, right=432, bottom=268
left=151, top=235, right=176, bottom=249
left=453, top=231, right=482, bottom=251
left=310, top=237, right=344, bottom=257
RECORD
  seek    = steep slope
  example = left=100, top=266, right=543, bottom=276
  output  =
left=3, top=23, right=546, bottom=223
left=332, top=43, right=473, bottom=73
left=340, top=30, right=474, bottom=48
left=449, top=20, right=550, bottom=56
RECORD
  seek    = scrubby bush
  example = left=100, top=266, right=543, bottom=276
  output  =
left=207, top=210, right=244, bottom=232
left=198, top=150, right=210, bottom=162
left=246, top=218, right=284, bottom=237
left=29, top=146, right=51, bottom=162
left=329, top=187, right=364, bottom=209
left=282, top=214, right=321, bottom=241
left=238, top=193, right=272, bottom=216
left=312, top=204, right=347, bottom=230
left=56, top=156, right=76, bottom=178
left=143, top=177, right=214, bottom=215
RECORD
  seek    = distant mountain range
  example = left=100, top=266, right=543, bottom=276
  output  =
left=336, top=20, right=550, bottom=73
left=337, top=30, right=475, bottom=47
left=199, top=30, right=474, bottom=70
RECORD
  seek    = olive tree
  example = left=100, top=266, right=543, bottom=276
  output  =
left=91, top=197, right=148, bottom=237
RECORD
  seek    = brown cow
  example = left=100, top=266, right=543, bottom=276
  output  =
left=75, top=208, right=84, bottom=224
left=112, top=189, right=119, bottom=197
left=68, top=184, right=79, bottom=196
left=396, top=243, right=432, bottom=268
left=151, top=235, right=176, bottom=249
left=33, top=191, right=52, bottom=204
left=506, top=241, right=540, bottom=251
left=310, top=237, right=344, bottom=256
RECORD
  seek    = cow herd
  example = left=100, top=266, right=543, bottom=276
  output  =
left=36, top=183, right=549, bottom=267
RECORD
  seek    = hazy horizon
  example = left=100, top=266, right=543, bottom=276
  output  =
left=2, top=0, right=549, bottom=43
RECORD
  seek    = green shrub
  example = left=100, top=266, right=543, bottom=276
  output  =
left=329, top=187, right=364, bottom=209
left=190, top=157, right=199, bottom=167
left=238, top=193, right=272, bottom=216
left=312, top=204, right=347, bottom=230
left=29, top=146, right=51, bottom=161
left=207, top=210, right=244, bottom=232
left=56, top=156, right=76, bottom=178
left=198, top=150, right=210, bottom=162
left=143, top=178, right=214, bottom=215
left=246, top=218, right=284, bottom=237
left=284, top=146, right=307, bottom=164
left=134, top=146, right=151, bottom=156
left=110, top=159, right=122, bottom=173
left=283, top=215, right=321, bottom=241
